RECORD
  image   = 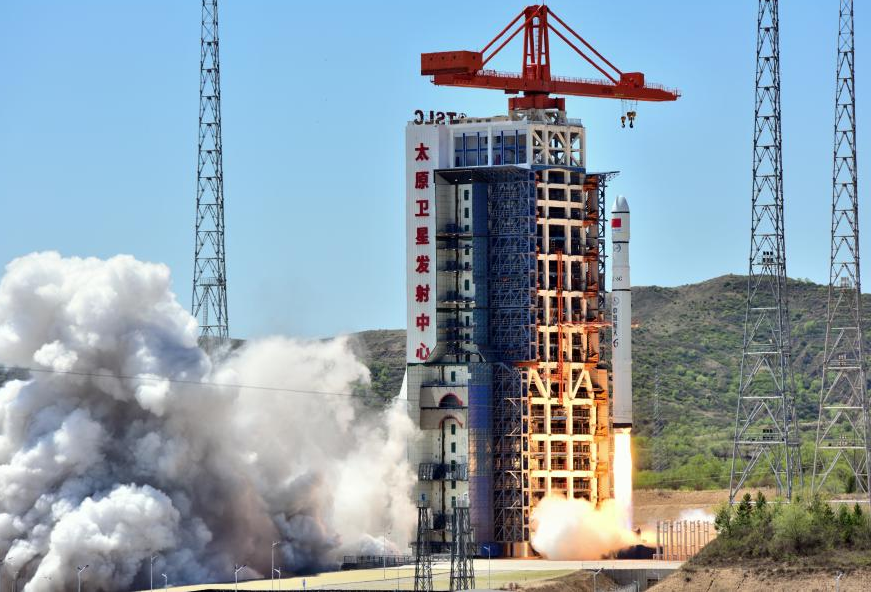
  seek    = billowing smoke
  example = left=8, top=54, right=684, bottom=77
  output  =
left=0, top=252, right=416, bottom=591
left=530, top=497, right=640, bottom=560
left=678, top=508, right=715, bottom=523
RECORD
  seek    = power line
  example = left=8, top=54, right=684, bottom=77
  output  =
left=3, top=365, right=386, bottom=402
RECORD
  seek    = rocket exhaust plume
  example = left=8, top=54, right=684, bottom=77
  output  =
left=614, top=427, right=633, bottom=529
left=0, top=252, right=417, bottom=591
left=531, top=429, right=636, bottom=560
left=530, top=494, right=638, bottom=560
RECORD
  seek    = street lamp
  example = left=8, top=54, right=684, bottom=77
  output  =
left=234, top=564, right=247, bottom=591
left=150, top=554, right=159, bottom=591
left=382, top=530, right=391, bottom=580
left=591, top=568, right=603, bottom=592
left=162, top=573, right=168, bottom=591
left=273, top=566, right=282, bottom=592
left=76, top=565, right=89, bottom=592
left=836, top=572, right=844, bottom=592
left=271, top=542, right=280, bottom=591
left=482, top=545, right=492, bottom=589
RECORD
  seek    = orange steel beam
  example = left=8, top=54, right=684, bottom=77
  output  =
left=421, top=5, right=679, bottom=110
left=556, top=249, right=565, bottom=406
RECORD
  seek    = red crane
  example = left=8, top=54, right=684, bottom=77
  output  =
left=421, top=4, right=679, bottom=122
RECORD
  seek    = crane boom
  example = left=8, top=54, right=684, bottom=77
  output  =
left=421, top=5, right=679, bottom=111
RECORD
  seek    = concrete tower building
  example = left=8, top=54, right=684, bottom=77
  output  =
left=405, top=110, right=613, bottom=557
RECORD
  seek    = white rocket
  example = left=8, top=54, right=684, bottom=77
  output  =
left=611, top=195, right=632, bottom=429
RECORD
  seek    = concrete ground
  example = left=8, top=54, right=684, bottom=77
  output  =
left=148, top=559, right=682, bottom=591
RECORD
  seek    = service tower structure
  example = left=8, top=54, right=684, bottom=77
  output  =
left=405, top=108, right=613, bottom=559
left=405, top=5, right=677, bottom=558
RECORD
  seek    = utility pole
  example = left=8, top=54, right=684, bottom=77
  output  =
left=813, top=0, right=871, bottom=502
left=730, top=0, right=801, bottom=503
left=192, top=0, right=229, bottom=341
left=652, top=371, right=666, bottom=473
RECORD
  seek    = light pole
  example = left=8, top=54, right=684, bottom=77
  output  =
left=836, top=572, right=844, bottom=592
left=382, top=529, right=391, bottom=580
left=483, top=545, right=492, bottom=589
left=592, top=568, right=602, bottom=592
left=162, top=573, right=168, bottom=591
left=76, top=565, right=89, bottom=592
left=150, top=554, right=158, bottom=591
left=271, top=542, right=279, bottom=591
left=273, top=567, right=282, bottom=592
left=234, top=564, right=247, bottom=591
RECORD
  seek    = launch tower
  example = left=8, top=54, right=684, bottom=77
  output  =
left=405, top=5, right=678, bottom=557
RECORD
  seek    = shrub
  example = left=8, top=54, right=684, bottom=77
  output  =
left=771, top=502, right=815, bottom=556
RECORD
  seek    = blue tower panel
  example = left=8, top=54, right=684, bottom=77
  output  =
left=468, top=362, right=494, bottom=548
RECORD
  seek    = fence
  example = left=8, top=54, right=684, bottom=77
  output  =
left=653, top=520, right=715, bottom=560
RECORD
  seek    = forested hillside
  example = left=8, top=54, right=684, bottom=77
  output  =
left=352, top=275, right=870, bottom=491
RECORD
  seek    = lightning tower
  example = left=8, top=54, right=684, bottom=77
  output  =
left=449, top=499, right=475, bottom=591
left=413, top=499, right=433, bottom=592
left=192, top=0, right=229, bottom=340
left=730, top=0, right=801, bottom=502
left=813, top=0, right=871, bottom=501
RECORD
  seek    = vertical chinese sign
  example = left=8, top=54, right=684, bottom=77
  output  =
left=406, top=124, right=442, bottom=363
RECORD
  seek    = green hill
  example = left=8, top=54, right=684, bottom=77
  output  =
left=351, top=275, right=868, bottom=491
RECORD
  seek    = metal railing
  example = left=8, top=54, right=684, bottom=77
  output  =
left=654, top=520, right=715, bottom=560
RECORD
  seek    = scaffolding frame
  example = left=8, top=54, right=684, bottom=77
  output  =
left=487, top=169, right=536, bottom=548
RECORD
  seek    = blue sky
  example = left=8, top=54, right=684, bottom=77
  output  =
left=0, top=1, right=867, bottom=339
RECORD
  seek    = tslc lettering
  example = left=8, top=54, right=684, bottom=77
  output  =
left=413, top=110, right=467, bottom=125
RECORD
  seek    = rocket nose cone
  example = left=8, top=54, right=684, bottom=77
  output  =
left=611, top=195, right=629, bottom=212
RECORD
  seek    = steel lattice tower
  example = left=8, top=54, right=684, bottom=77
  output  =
left=192, top=0, right=229, bottom=340
left=449, top=501, right=475, bottom=592
left=413, top=501, right=433, bottom=592
left=813, top=0, right=871, bottom=501
left=730, top=0, right=801, bottom=503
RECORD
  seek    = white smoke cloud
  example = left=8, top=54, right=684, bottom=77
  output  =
left=530, top=496, right=640, bottom=560
left=678, top=508, right=715, bottom=523
left=0, top=252, right=417, bottom=591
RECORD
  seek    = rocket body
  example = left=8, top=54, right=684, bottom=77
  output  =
left=611, top=196, right=632, bottom=429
